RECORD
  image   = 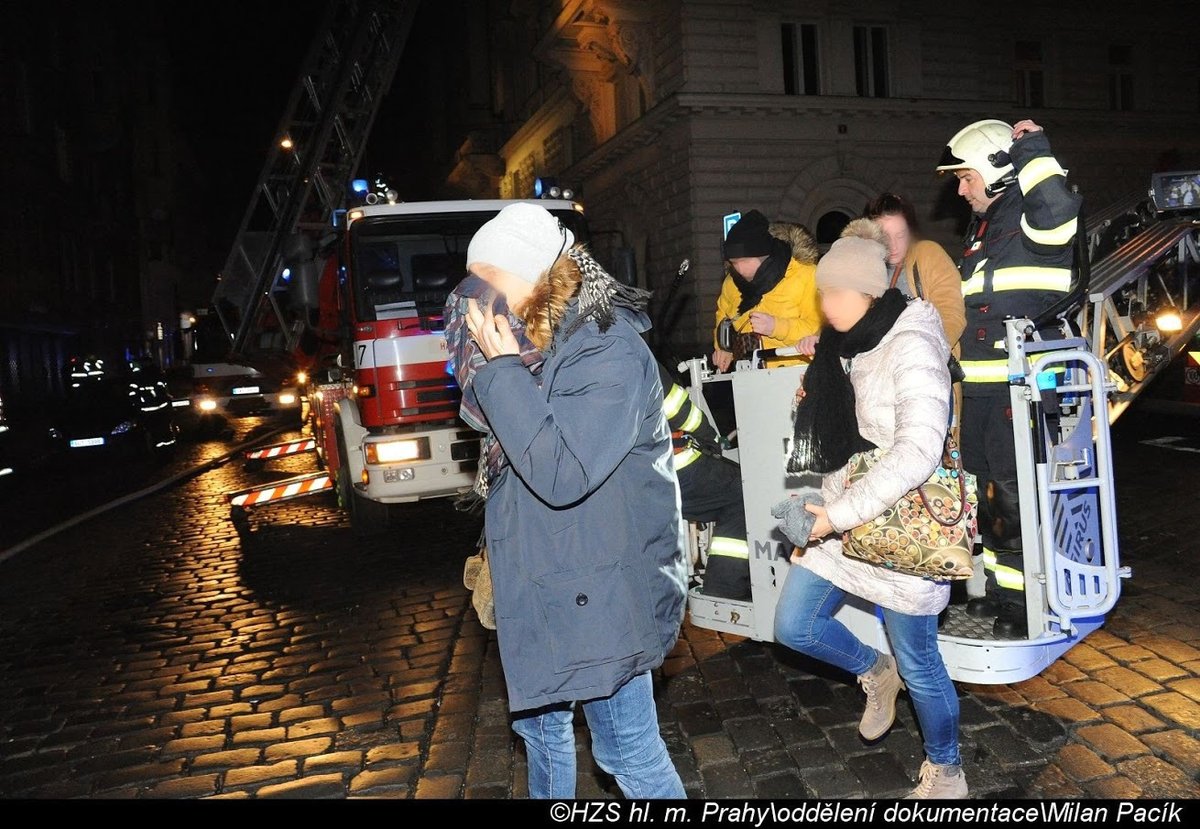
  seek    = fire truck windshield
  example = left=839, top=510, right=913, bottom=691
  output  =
left=349, top=209, right=588, bottom=323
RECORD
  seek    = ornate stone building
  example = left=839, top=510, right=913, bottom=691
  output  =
left=446, top=0, right=1200, bottom=354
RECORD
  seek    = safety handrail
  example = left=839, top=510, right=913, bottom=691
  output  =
left=1029, top=347, right=1122, bottom=631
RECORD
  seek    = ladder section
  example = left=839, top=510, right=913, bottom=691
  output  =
left=1081, top=218, right=1200, bottom=421
left=212, top=0, right=417, bottom=359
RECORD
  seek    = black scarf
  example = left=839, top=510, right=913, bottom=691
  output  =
left=730, top=237, right=792, bottom=315
left=787, top=289, right=908, bottom=475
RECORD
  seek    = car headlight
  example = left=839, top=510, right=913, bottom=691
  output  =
left=198, top=399, right=218, bottom=411
left=111, top=420, right=137, bottom=435
left=364, top=437, right=431, bottom=465
left=279, top=393, right=297, bottom=405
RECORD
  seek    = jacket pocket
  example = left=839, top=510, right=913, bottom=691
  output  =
left=532, top=561, right=645, bottom=675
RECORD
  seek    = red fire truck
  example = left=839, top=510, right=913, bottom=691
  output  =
left=303, top=195, right=588, bottom=533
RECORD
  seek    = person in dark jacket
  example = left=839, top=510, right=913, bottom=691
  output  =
left=446, top=276, right=747, bottom=609
left=463, top=202, right=687, bottom=799
left=936, top=118, right=1082, bottom=638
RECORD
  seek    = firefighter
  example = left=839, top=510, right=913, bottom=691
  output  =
left=658, top=363, right=750, bottom=601
left=936, top=118, right=1082, bottom=638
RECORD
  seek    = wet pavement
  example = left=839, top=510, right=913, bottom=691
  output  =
left=1, top=409, right=1200, bottom=798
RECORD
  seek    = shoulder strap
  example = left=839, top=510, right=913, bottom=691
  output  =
left=912, top=261, right=924, bottom=300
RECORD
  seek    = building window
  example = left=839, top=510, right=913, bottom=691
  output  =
left=781, top=22, right=819, bottom=96
left=93, top=70, right=106, bottom=108
left=853, top=25, right=889, bottom=98
left=1013, top=40, right=1045, bottom=108
left=15, top=61, right=33, bottom=134
left=1109, top=44, right=1134, bottom=111
left=54, top=126, right=72, bottom=183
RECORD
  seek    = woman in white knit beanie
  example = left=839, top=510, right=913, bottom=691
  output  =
left=463, top=203, right=688, bottom=800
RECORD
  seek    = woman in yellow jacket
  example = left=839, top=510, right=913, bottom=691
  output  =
left=712, top=210, right=821, bottom=371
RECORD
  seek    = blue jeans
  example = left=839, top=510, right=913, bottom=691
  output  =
left=511, top=671, right=686, bottom=799
left=774, top=564, right=961, bottom=766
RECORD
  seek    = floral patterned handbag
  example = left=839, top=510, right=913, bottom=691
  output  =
left=841, top=436, right=979, bottom=582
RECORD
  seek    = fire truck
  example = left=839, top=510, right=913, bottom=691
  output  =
left=302, top=194, right=587, bottom=534
left=206, top=1, right=595, bottom=534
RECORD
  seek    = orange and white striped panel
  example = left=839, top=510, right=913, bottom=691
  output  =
left=228, top=473, right=332, bottom=507
left=244, top=438, right=316, bottom=460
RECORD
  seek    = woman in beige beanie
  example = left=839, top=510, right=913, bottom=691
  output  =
left=772, top=220, right=966, bottom=798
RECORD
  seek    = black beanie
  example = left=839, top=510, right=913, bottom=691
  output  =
left=722, top=210, right=774, bottom=259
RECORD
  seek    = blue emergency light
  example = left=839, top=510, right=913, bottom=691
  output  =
left=351, top=179, right=369, bottom=195
left=281, top=268, right=292, bottom=283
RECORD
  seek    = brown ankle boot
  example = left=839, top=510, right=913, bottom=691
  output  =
left=906, top=760, right=969, bottom=799
left=857, top=653, right=904, bottom=741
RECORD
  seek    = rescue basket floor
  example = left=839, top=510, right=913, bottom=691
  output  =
left=939, top=602, right=1014, bottom=642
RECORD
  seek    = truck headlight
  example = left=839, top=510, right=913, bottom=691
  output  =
left=198, top=399, right=218, bottom=412
left=279, top=393, right=297, bottom=405
left=364, top=436, right=431, bottom=465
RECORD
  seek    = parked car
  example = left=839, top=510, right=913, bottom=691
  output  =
left=56, top=358, right=179, bottom=461
left=0, top=390, right=14, bottom=492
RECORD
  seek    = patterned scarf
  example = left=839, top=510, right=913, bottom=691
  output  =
left=560, top=247, right=652, bottom=339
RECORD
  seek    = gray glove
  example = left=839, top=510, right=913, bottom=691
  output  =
left=771, top=490, right=826, bottom=548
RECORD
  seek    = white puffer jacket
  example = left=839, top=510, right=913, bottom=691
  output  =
left=794, top=299, right=953, bottom=616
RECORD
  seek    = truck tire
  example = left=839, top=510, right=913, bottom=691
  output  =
left=334, top=422, right=390, bottom=538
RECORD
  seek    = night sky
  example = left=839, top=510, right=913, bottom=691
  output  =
left=162, top=0, right=439, bottom=274
left=164, top=1, right=326, bottom=260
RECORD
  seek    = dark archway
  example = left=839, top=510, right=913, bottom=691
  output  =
left=815, top=210, right=852, bottom=244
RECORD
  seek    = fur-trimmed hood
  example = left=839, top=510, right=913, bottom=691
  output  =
left=721, top=221, right=819, bottom=285
left=770, top=221, right=819, bottom=265
left=518, top=245, right=650, bottom=351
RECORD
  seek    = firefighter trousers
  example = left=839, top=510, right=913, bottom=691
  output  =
left=960, top=394, right=1026, bottom=608
left=678, top=452, right=749, bottom=601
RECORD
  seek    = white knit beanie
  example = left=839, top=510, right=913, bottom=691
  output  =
left=466, top=203, right=575, bottom=283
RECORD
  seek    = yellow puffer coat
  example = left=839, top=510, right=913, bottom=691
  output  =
left=714, top=257, right=822, bottom=365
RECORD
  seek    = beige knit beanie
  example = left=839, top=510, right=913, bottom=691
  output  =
left=815, top=218, right=890, bottom=297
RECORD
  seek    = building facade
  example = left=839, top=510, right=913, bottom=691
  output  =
left=454, top=0, right=1200, bottom=354
left=0, top=3, right=203, bottom=420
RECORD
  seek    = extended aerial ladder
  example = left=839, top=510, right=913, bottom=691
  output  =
left=211, top=0, right=417, bottom=361
left=207, top=1, right=418, bottom=526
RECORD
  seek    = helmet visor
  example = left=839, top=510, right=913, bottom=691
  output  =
left=936, top=143, right=967, bottom=173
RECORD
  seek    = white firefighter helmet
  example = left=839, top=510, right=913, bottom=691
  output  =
left=936, top=119, right=1016, bottom=196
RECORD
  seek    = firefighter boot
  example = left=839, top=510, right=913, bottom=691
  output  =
left=966, top=596, right=1001, bottom=618
left=963, top=548, right=998, bottom=617
left=993, top=598, right=1028, bottom=639
left=906, top=760, right=969, bottom=799
left=858, top=653, right=905, bottom=741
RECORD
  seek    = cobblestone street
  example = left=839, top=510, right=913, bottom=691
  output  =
left=2, top=412, right=1200, bottom=799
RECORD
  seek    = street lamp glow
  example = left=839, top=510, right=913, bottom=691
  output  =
left=280, top=136, right=295, bottom=150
